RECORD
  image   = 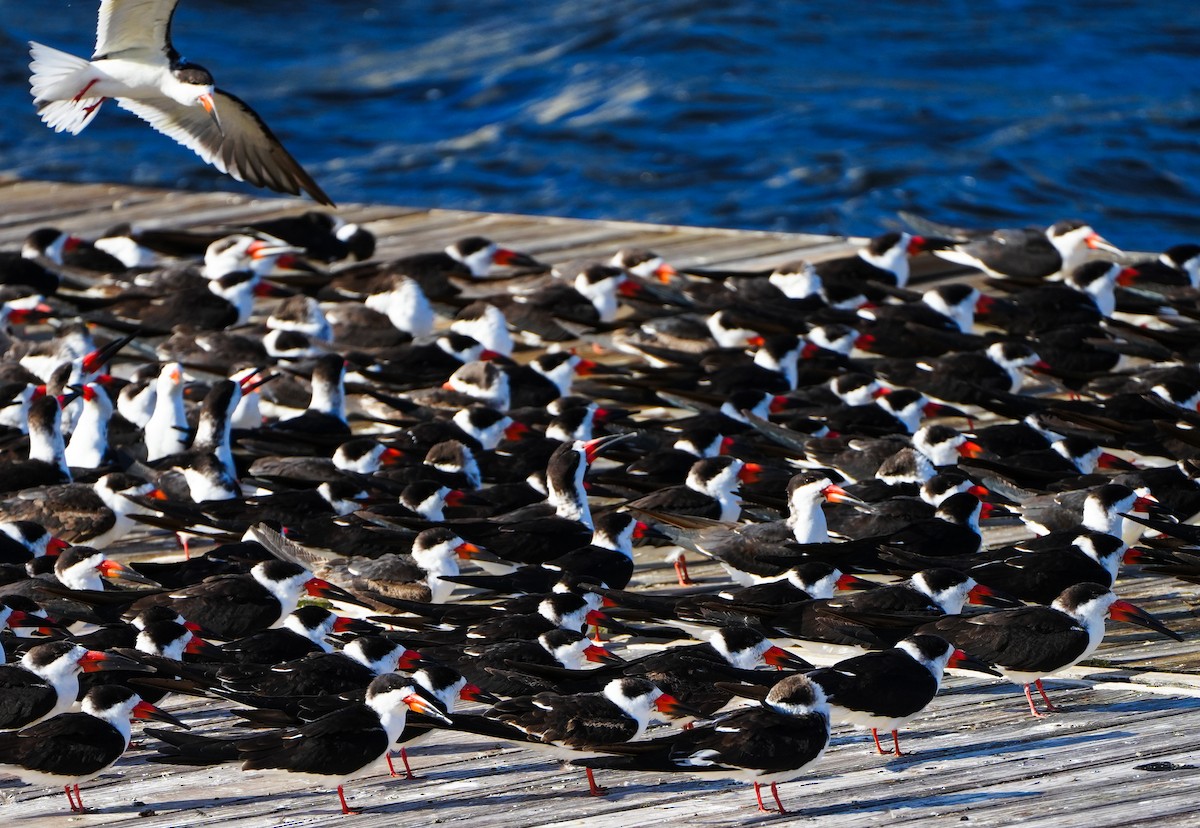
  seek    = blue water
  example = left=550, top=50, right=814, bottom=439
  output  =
left=1, top=1, right=1198, bottom=251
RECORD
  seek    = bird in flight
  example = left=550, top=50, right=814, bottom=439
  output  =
left=29, top=0, right=333, bottom=205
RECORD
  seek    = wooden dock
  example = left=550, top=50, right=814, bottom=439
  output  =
left=2, top=179, right=1200, bottom=827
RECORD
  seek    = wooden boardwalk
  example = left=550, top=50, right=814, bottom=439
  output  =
left=2, top=179, right=1200, bottom=826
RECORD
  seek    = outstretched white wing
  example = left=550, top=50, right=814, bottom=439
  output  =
left=115, top=89, right=333, bottom=205
left=95, top=0, right=181, bottom=58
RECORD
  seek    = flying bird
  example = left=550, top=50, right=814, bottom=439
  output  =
left=29, top=0, right=332, bottom=205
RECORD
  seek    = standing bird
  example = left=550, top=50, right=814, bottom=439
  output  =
left=919, top=582, right=1181, bottom=716
left=577, top=673, right=831, bottom=814
left=29, top=0, right=331, bottom=204
left=0, top=685, right=186, bottom=813
left=149, top=674, right=448, bottom=815
left=807, top=634, right=997, bottom=756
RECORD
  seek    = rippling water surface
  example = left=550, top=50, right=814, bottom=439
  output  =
left=1, top=1, right=1198, bottom=250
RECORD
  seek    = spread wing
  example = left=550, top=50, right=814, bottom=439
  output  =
left=95, top=0, right=181, bottom=58
left=115, top=89, right=333, bottom=205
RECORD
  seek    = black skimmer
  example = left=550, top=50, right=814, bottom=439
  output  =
left=385, top=663, right=498, bottom=778
left=1017, top=482, right=1153, bottom=547
left=448, top=301, right=515, bottom=357
left=639, top=471, right=858, bottom=585
left=816, top=231, right=928, bottom=291
left=807, top=633, right=996, bottom=755
left=246, top=436, right=403, bottom=486
left=0, top=521, right=66, bottom=565
left=883, top=529, right=1130, bottom=606
left=626, top=455, right=750, bottom=524
left=919, top=582, right=1181, bottom=716
left=0, top=395, right=72, bottom=494
left=259, top=524, right=483, bottom=605
left=0, top=473, right=164, bottom=549
left=433, top=436, right=622, bottom=567
left=268, top=353, right=351, bottom=438
left=714, top=568, right=1008, bottom=655
left=491, top=626, right=809, bottom=722
left=577, top=673, right=830, bottom=814
left=875, top=342, right=1044, bottom=407
left=213, top=635, right=419, bottom=698
left=143, top=362, right=188, bottom=462
left=324, top=237, right=546, bottom=302
left=246, top=211, right=375, bottom=263
left=484, top=263, right=642, bottom=345
left=1123, top=243, right=1200, bottom=288
left=442, top=511, right=648, bottom=595
left=927, top=219, right=1121, bottom=281
left=29, top=1, right=332, bottom=204
left=478, top=676, right=690, bottom=796
left=216, top=605, right=377, bottom=665
left=126, top=557, right=366, bottom=640
left=0, top=228, right=81, bottom=294
left=372, top=589, right=608, bottom=647
left=0, top=641, right=145, bottom=730
left=62, top=380, right=115, bottom=470
left=625, top=455, right=755, bottom=585
left=974, top=263, right=1136, bottom=337
left=149, top=673, right=448, bottom=814
left=430, top=628, right=622, bottom=699
left=0, top=684, right=186, bottom=813
left=357, top=276, right=436, bottom=339
left=32, top=544, right=160, bottom=593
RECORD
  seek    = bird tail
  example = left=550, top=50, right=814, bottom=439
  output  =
left=29, top=41, right=104, bottom=134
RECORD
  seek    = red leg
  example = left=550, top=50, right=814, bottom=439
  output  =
left=72, top=78, right=99, bottom=102
left=871, top=728, right=891, bottom=754
left=590, top=625, right=604, bottom=645
left=72, top=784, right=85, bottom=813
left=63, top=786, right=78, bottom=812
left=585, top=768, right=607, bottom=796
left=1035, top=679, right=1060, bottom=713
left=81, top=97, right=107, bottom=116
left=386, top=753, right=398, bottom=778
left=891, top=729, right=905, bottom=757
left=399, top=747, right=416, bottom=780
left=674, top=557, right=694, bottom=586
left=753, top=781, right=771, bottom=813
left=1024, top=684, right=1048, bottom=718
left=336, top=785, right=361, bottom=815
left=770, top=782, right=787, bottom=815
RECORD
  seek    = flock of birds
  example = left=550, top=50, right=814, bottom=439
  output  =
left=8, top=0, right=1199, bottom=822
left=0, top=205, right=1198, bottom=820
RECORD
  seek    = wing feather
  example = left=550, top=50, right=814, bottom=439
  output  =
left=115, top=90, right=333, bottom=205
left=95, top=0, right=180, bottom=58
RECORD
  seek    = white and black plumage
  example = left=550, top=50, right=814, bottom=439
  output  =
left=149, top=673, right=447, bottom=814
left=0, top=685, right=185, bottom=813
left=0, top=473, right=162, bottom=549
left=0, top=521, right=65, bottom=564
left=807, top=634, right=995, bottom=756
left=920, top=582, right=1181, bottom=716
left=0, top=641, right=144, bottom=731
left=29, top=0, right=332, bottom=204
left=929, top=220, right=1120, bottom=281
left=215, top=605, right=376, bottom=665
left=577, top=673, right=830, bottom=814
left=125, top=557, right=366, bottom=640
left=478, top=676, right=688, bottom=796
left=211, top=635, right=419, bottom=698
